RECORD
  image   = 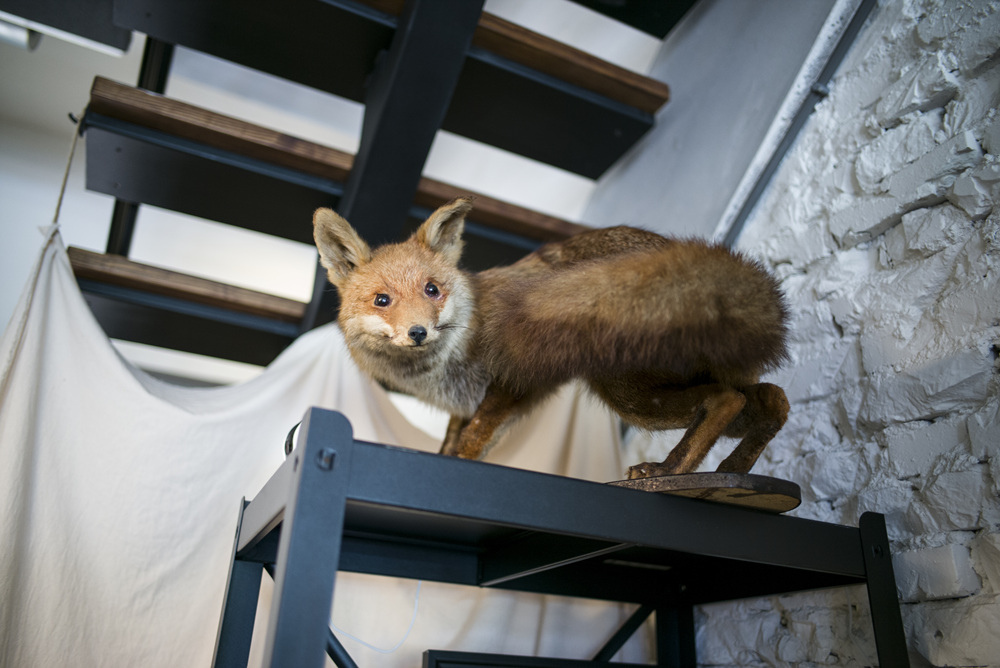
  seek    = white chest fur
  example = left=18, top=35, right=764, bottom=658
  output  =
left=347, top=327, right=491, bottom=418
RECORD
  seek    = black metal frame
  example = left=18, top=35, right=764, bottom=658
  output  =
left=423, top=650, right=650, bottom=667
left=81, top=114, right=542, bottom=261
left=106, top=36, right=174, bottom=256
left=77, top=108, right=540, bottom=366
left=0, top=0, right=132, bottom=51
left=302, top=0, right=486, bottom=330
left=78, top=0, right=672, bottom=361
left=212, top=408, right=909, bottom=668
left=78, top=285, right=296, bottom=367
left=111, top=0, right=655, bottom=180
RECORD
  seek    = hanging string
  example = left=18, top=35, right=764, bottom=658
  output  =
left=51, top=111, right=84, bottom=228
left=329, top=580, right=422, bottom=655
left=2, top=116, right=84, bottom=397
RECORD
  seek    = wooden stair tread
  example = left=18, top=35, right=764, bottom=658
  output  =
left=68, top=246, right=306, bottom=323
left=88, top=77, right=591, bottom=242
left=88, top=77, right=353, bottom=182
left=112, top=0, right=663, bottom=179
left=75, top=2, right=672, bottom=365
left=473, top=12, right=668, bottom=114
left=364, top=0, right=669, bottom=114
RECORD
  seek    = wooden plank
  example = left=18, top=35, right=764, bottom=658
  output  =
left=414, top=179, right=591, bottom=242
left=472, top=12, right=669, bottom=115
left=608, top=473, right=802, bottom=514
left=111, top=1, right=658, bottom=178
left=88, top=78, right=591, bottom=243
left=362, top=0, right=670, bottom=113
left=88, top=77, right=354, bottom=182
left=68, top=246, right=306, bottom=323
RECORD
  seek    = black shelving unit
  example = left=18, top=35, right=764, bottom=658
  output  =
left=212, top=408, right=908, bottom=667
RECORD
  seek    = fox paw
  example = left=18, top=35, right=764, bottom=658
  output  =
left=627, top=461, right=680, bottom=480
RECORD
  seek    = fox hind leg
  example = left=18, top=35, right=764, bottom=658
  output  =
left=615, top=382, right=789, bottom=479
left=624, top=386, right=747, bottom=479
left=716, top=383, right=789, bottom=473
left=590, top=378, right=748, bottom=479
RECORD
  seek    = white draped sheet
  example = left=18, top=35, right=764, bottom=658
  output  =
left=0, top=228, right=651, bottom=666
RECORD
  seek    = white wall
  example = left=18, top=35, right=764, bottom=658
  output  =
left=0, top=34, right=141, bottom=338
left=631, top=0, right=999, bottom=664
left=582, top=0, right=838, bottom=237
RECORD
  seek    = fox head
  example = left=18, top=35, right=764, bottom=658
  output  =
left=313, top=198, right=476, bottom=359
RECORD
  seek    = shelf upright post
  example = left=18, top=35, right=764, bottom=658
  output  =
left=655, top=604, right=696, bottom=667
left=859, top=512, right=909, bottom=666
left=106, top=37, right=174, bottom=255
left=258, top=409, right=357, bottom=668
left=212, top=499, right=264, bottom=668
left=302, top=0, right=485, bottom=330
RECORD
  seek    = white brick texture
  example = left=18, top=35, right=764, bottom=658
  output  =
left=894, top=543, right=981, bottom=602
left=697, top=0, right=1000, bottom=665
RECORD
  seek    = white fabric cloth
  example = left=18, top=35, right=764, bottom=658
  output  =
left=0, top=228, right=650, bottom=667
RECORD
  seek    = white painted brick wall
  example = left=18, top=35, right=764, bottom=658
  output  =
left=973, top=532, right=1000, bottom=592
left=735, top=0, right=1000, bottom=662
left=895, top=543, right=979, bottom=602
left=631, top=0, right=1000, bottom=664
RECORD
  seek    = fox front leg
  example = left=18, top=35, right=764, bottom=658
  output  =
left=440, top=415, right=469, bottom=456
left=438, top=384, right=524, bottom=460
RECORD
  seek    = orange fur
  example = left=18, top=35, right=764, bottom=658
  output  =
left=314, top=199, right=791, bottom=479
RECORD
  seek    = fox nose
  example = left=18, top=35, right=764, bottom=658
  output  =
left=408, top=325, right=428, bottom=345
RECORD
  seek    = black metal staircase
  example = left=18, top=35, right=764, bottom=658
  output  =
left=7, top=0, right=697, bottom=366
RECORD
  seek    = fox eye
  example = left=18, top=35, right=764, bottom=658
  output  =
left=374, top=293, right=391, bottom=307
left=424, top=282, right=441, bottom=298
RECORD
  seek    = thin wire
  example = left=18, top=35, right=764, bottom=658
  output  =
left=329, top=580, right=422, bottom=655
left=2, top=119, right=80, bottom=397
left=52, top=113, right=83, bottom=226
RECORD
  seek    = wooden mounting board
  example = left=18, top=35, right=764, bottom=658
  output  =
left=608, top=472, right=801, bottom=514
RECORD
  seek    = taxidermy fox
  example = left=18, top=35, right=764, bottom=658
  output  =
left=313, top=198, right=790, bottom=479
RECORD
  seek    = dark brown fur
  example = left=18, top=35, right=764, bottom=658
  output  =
left=478, top=230, right=788, bottom=392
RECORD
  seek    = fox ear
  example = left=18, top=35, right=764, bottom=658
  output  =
left=313, top=208, right=372, bottom=287
left=415, top=197, right=472, bottom=264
